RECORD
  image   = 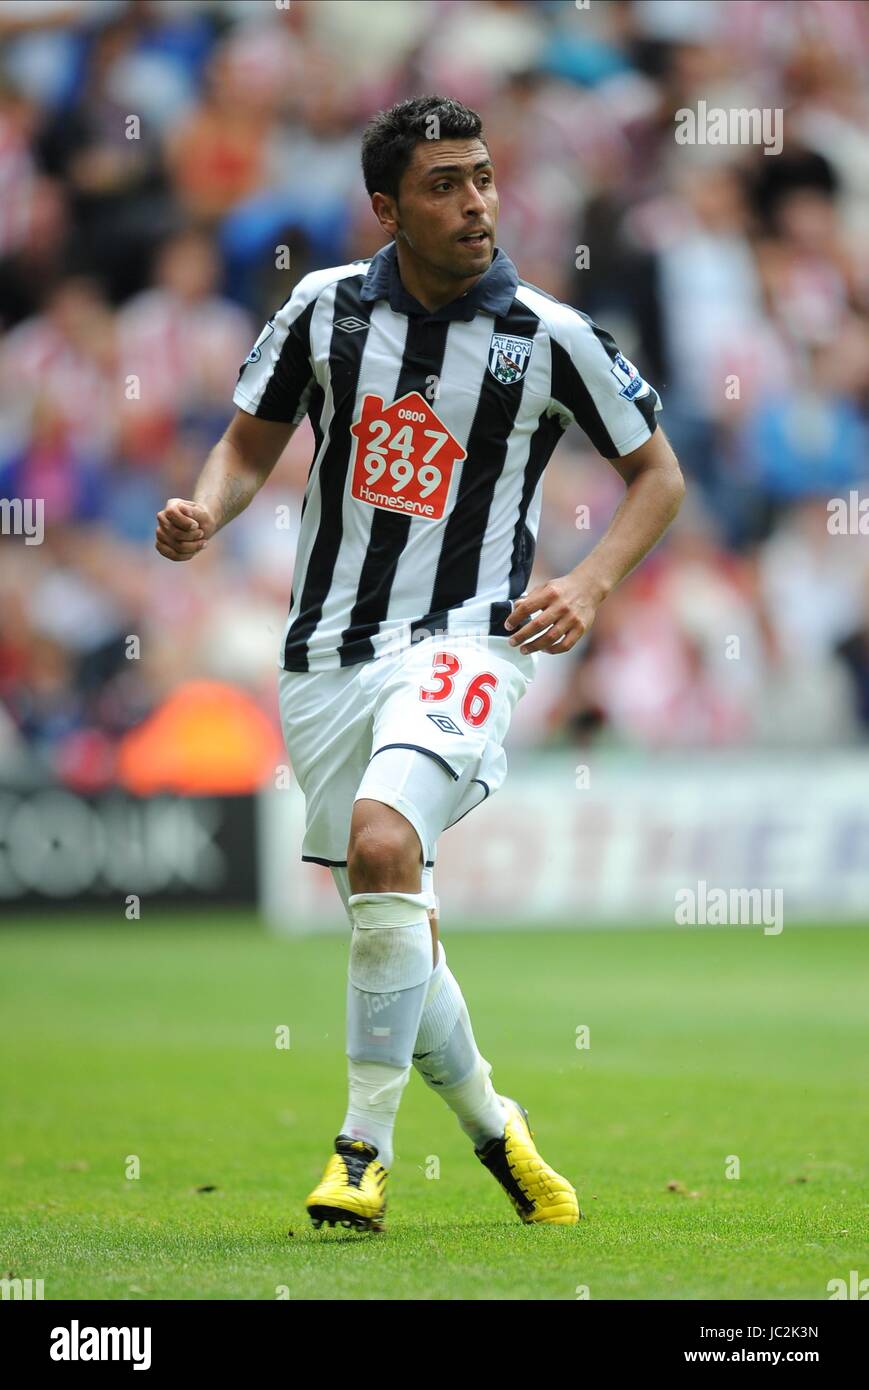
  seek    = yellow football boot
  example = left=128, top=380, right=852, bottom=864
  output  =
left=305, top=1135, right=388, bottom=1231
left=476, top=1097, right=581, bottom=1225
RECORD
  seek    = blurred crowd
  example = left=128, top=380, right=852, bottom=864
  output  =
left=1, top=0, right=868, bottom=790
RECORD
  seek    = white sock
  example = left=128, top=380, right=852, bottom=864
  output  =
left=412, top=944, right=507, bottom=1148
left=341, top=890, right=434, bottom=1169
left=342, top=1060, right=413, bottom=1169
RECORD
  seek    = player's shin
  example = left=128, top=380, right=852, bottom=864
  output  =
left=342, top=890, right=434, bottom=1168
left=412, top=944, right=508, bottom=1147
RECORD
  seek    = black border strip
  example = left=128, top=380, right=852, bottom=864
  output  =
left=368, top=742, right=460, bottom=781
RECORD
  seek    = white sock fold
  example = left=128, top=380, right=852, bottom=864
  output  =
left=412, top=948, right=507, bottom=1147
left=342, top=1060, right=413, bottom=1168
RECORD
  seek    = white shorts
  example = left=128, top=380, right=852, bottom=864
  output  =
left=278, top=632, right=536, bottom=875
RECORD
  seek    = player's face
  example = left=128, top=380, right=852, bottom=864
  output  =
left=393, top=138, right=498, bottom=277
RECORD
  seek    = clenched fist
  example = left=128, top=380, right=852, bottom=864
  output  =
left=155, top=499, right=216, bottom=562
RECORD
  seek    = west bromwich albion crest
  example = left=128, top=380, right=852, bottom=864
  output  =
left=487, top=333, right=534, bottom=385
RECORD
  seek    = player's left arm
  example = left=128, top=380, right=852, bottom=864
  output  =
left=505, top=425, right=685, bottom=654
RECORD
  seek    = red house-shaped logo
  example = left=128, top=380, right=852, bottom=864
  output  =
left=349, top=391, right=466, bottom=521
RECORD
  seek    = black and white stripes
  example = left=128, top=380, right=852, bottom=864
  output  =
left=233, top=243, right=661, bottom=672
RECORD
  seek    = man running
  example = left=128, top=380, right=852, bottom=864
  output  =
left=155, top=95, right=685, bottom=1232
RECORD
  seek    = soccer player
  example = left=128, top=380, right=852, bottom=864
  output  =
left=156, top=96, right=685, bottom=1231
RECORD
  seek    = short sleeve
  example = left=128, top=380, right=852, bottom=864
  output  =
left=548, top=310, right=662, bottom=459
left=233, top=275, right=318, bottom=424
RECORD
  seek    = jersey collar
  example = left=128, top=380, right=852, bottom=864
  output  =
left=359, top=239, right=518, bottom=323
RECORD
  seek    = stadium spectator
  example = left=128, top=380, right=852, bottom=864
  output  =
left=0, top=0, right=867, bottom=783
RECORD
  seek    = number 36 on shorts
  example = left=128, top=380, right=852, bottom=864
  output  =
left=418, top=651, right=498, bottom=728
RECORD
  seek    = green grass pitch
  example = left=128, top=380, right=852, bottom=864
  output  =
left=1, top=914, right=867, bottom=1300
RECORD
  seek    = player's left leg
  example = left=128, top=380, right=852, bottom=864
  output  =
left=415, top=943, right=580, bottom=1223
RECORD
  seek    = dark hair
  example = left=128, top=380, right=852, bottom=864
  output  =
left=360, top=94, right=487, bottom=202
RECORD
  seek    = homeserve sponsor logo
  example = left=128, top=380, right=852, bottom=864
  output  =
left=359, top=483, right=435, bottom=517
left=50, top=1320, right=152, bottom=1370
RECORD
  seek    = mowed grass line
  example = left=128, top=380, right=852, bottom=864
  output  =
left=1, top=915, right=867, bottom=1300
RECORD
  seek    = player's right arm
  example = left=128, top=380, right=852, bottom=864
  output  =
left=155, top=410, right=297, bottom=562
left=157, top=269, right=321, bottom=561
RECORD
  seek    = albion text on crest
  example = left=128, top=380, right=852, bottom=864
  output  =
left=487, top=333, right=534, bottom=385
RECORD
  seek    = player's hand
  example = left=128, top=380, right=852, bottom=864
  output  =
left=504, top=573, right=600, bottom=655
left=155, top=499, right=216, bottom=562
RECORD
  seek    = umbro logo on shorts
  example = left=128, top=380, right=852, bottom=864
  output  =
left=426, top=713, right=464, bottom=735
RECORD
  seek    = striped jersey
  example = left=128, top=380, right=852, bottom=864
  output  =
left=233, top=241, right=662, bottom=672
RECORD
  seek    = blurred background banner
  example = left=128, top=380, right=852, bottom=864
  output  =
left=1, top=0, right=868, bottom=927
left=0, top=786, right=257, bottom=910
left=260, top=751, right=869, bottom=930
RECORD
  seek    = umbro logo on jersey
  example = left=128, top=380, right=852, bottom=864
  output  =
left=426, top=713, right=464, bottom=735
left=487, top=332, right=533, bottom=385
left=232, top=249, right=660, bottom=674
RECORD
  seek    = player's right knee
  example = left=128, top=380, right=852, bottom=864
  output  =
left=347, top=803, right=421, bottom=891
